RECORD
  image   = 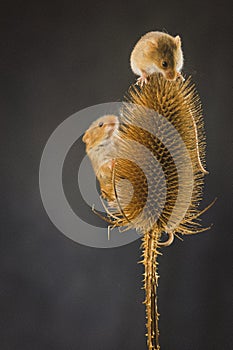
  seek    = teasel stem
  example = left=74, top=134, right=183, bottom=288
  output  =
left=141, top=228, right=161, bottom=350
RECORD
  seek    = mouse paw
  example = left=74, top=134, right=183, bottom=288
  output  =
left=177, top=72, right=185, bottom=82
left=136, top=75, right=148, bottom=87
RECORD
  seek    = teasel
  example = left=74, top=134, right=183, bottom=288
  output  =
left=93, top=74, right=214, bottom=350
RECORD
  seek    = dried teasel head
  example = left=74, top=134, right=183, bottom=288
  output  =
left=102, top=74, right=212, bottom=240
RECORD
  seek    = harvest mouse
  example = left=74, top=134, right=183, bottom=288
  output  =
left=130, top=31, right=184, bottom=85
left=82, top=115, right=119, bottom=201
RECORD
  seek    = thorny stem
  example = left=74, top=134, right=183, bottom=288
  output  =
left=142, top=229, right=161, bottom=350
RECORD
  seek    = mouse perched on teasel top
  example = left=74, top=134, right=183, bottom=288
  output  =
left=82, top=114, right=119, bottom=201
left=130, top=31, right=208, bottom=174
left=130, top=31, right=184, bottom=85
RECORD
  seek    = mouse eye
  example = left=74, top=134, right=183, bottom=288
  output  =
left=98, top=122, right=104, bottom=127
left=162, top=61, right=168, bottom=68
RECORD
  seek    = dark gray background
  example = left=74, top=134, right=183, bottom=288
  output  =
left=1, top=1, right=232, bottom=349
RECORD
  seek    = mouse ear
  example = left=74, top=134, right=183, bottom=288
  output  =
left=175, top=35, right=181, bottom=47
left=145, top=40, right=158, bottom=53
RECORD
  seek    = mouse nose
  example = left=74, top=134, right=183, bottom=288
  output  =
left=165, top=70, right=176, bottom=80
left=82, top=132, right=89, bottom=144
